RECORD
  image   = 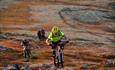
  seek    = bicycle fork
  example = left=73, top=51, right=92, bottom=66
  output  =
left=57, top=50, right=64, bottom=62
left=56, top=49, right=64, bottom=67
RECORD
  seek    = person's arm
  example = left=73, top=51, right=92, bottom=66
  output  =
left=59, top=31, right=65, bottom=40
left=60, top=35, right=69, bottom=44
left=21, top=42, right=23, bottom=46
left=46, top=39, right=52, bottom=46
left=46, top=32, right=53, bottom=45
left=20, top=42, right=25, bottom=50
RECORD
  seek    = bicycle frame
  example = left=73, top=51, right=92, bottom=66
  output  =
left=54, top=45, right=64, bottom=68
left=24, top=49, right=31, bottom=58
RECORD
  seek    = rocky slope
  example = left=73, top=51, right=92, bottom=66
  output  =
left=0, top=0, right=115, bottom=70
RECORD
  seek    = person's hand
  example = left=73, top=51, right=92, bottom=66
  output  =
left=47, top=43, right=52, bottom=46
left=48, top=43, right=51, bottom=46
left=46, top=39, right=52, bottom=46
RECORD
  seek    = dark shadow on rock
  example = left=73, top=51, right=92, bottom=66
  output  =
left=59, top=7, right=115, bottom=26
left=109, top=3, right=115, bottom=10
left=0, top=34, right=7, bottom=39
left=103, top=12, right=115, bottom=20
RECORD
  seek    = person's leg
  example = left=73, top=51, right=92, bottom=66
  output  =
left=24, top=50, right=27, bottom=58
left=39, top=35, right=42, bottom=41
left=60, top=44, right=64, bottom=50
left=27, top=49, right=30, bottom=58
left=51, top=44, right=57, bottom=66
left=42, top=35, right=46, bottom=40
left=41, top=36, right=44, bottom=41
left=51, top=43, right=57, bottom=56
left=52, top=49, right=56, bottom=56
left=29, top=49, right=32, bottom=58
left=42, top=36, right=45, bottom=41
left=29, top=49, right=32, bottom=57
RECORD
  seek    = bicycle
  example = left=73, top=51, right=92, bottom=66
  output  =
left=24, top=48, right=31, bottom=58
left=53, top=44, right=64, bottom=68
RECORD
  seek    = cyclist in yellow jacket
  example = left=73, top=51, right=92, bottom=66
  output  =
left=46, top=26, right=69, bottom=56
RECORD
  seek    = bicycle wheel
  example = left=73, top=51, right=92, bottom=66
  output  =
left=53, top=54, right=56, bottom=66
left=54, top=51, right=60, bottom=67
left=24, top=51, right=27, bottom=58
left=60, top=52, right=64, bottom=68
left=57, top=56, right=60, bottom=67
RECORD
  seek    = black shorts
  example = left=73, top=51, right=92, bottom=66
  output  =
left=51, top=41, right=60, bottom=49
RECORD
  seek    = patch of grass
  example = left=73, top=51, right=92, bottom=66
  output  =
left=7, top=48, right=20, bottom=52
left=104, top=63, right=115, bottom=67
left=103, top=55, right=115, bottom=59
left=31, top=56, right=39, bottom=59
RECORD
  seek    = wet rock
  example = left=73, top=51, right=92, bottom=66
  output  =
left=3, top=32, right=37, bottom=39
left=30, top=64, right=57, bottom=70
left=0, top=45, right=14, bottom=51
left=73, top=32, right=113, bottom=45
left=109, top=3, right=115, bottom=10
left=42, top=64, right=51, bottom=69
left=0, top=46, right=8, bottom=51
left=6, top=65, right=16, bottom=70
left=2, top=64, right=22, bottom=70
left=21, top=65, right=31, bottom=70
left=50, top=66, right=57, bottom=70
left=0, top=34, right=7, bottom=39
left=60, top=8, right=115, bottom=24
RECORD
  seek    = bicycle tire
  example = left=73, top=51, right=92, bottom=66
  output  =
left=53, top=54, right=56, bottom=66
left=60, top=52, right=64, bottom=68
left=57, top=56, right=60, bottom=67
left=54, top=52, right=60, bottom=68
left=53, top=46, right=64, bottom=68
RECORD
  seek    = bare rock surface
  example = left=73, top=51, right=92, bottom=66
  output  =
left=0, top=0, right=115, bottom=70
left=0, top=0, right=22, bottom=10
